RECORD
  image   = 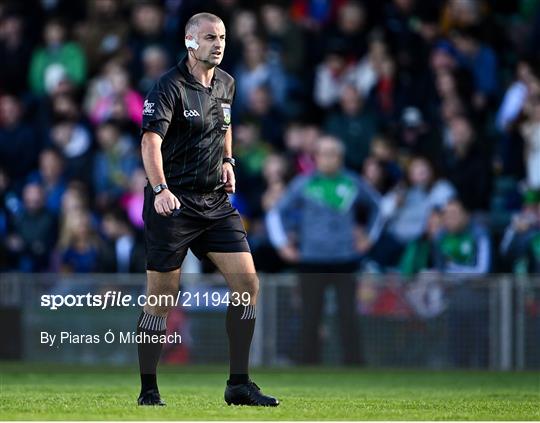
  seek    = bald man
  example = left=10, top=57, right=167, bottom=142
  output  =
left=138, top=12, right=278, bottom=407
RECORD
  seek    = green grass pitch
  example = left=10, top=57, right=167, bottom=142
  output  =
left=0, top=363, right=538, bottom=420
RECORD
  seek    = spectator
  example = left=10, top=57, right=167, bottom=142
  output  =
left=435, top=198, right=491, bottom=368
left=93, top=120, right=139, bottom=210
left=435, top=199, right=491, bottom=274
left=234, top=36, right=287, bottom=114
left=442, top=115, right=491, bottom=211
left=234, top=121, right=272, bottom=218
left=399, top=208, right=443, bottom=276
left=324, top=84, right=378, bottom=171
left=496, top=58, right=536, bottom=132
left=85, top=61, right=144, bottom=127
left=0, top=167, right=21, bottom=270
left=57, top=208, right=100, bottom=273
left=361, top=156, right=392, bottom=195
left=266, top=135, right=382, bottom=364
left=222, top=9, right=258, bottom=73
left=137, top=45, right=170, bottom=95
left=519, top=94, right=540, bottom=189
left=500, top=189, right=540, bottom=272
left=284, top=121, right=319, bottom=175
left=450, top=27, right=498, bottom=110
left=372, top=156, right=455, bottom=268
left=369, top=135, right=403, bottom=188
left=313, top=46, right=353, bottom=109
left=28, top=18, right=86, bottom=96
left=119, top=167, right=147, bottom=230
left=97, top=207, right=145, bottom=273
left=27, top=148, right=67, bottom=215
left=290, top=0, right=346, bottom=30
left=261, top=153, right=289, bottom=213
left=5, top=183, right=57, bottom=272
left=0, top=95, right=39, bottom=186
left=0, top=13, right=33, bottom=94
left=368, top=55, right=402, bottom=124
left=324, top=1, right=368, bottom=61
left=398, top=106, right=440, bottom=159
left=60, top=181, right=90, bottom=218
left=77, top=0, right=129, bottom=75
left=353, top=35, right=389, bottom=99
left=260, top=3, right=305, bottom=76
left=127, top=2, right=175, bottom=83
left=243, top=85, right=285, bottom=149
left=48, top=118, right=93, bottom=184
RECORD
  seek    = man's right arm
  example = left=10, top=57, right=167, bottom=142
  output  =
left=265, top=176, right=306, bottom=263
left=141, top=131, right=180, bottom=216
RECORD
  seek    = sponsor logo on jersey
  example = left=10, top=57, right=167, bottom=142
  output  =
left=143, top=100, right=155, bottom=116
left=184, top=109, right=201, bottom=118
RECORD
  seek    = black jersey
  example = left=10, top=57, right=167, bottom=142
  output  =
left=141, top=56, right=235, bottom=193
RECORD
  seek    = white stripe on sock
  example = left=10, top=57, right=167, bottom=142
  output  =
left=140, top=313, right=149, bottom=328
left=140, top=312, right=166, bottom=331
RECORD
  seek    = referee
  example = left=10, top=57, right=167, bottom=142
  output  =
left=137, top=13, right=278, bottom=407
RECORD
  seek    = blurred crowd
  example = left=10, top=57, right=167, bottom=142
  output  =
left=1, top=0, right=540, bottom=275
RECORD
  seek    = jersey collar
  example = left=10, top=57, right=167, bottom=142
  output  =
left=177, top=55, right=222, bottom=91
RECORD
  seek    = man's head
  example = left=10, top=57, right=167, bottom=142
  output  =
left=315, top=136, right=345, bottom=175
left=443, top=199, right=469, bottom=233
left=449, top=115, right=474, bottom=154
left=39, top=148, right=64, bottom=184
left=340, top=84, right=362, bottom=116
left=185, top=13, right=226, bottom=68
left=102, top=207, right=132, bottom=240
left=23, top=183, right=45, bottom=213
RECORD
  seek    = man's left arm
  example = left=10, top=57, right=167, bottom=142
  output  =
left=222, top=126, right=235, bottom=193
left=355, top=178, right=384, bottom=253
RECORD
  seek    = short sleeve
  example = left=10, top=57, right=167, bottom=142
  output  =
left=141, top=82, right=177, bottom=140
left=230, top=81, right=236, bottom=103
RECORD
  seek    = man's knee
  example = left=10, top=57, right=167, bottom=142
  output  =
left=144, top=270, right=180, bottom=316
left=235, top=273, right=259, bottom=302
left=143, top=295, right=177, bottom=317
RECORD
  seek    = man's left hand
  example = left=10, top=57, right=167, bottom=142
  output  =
left=222, top=162, right=236, bottom=193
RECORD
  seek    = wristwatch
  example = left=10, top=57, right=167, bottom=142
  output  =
left=153, top=183, right=168, bottom=195
left=223, top=157, right=236, bottom=167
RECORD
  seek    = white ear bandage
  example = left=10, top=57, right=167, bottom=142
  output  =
left=185, top=37, right=199, bottom=50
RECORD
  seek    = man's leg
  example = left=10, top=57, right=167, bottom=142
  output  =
left=333, top=272, right=362, bottom=365
left=207, top=252, right=258, bottom=384
left=207, top=252, right=278, bottom=406
left=137, top=269, right=180, bottom=404
left=298, top=267, right=327, bottom=364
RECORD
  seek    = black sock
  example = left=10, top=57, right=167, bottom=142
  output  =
left=137, top=311, right=167, bottom=394
left=226, top=304, right=256, bottom=385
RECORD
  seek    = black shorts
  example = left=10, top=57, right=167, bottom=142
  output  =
left=143, top=185, right=250, bottom=272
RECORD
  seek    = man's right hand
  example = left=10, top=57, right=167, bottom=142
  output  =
left=154, top=189, right=181, bottom=216
left=278, top=244, right=300, bottom=263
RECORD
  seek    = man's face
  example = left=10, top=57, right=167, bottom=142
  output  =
left=316, top=138, right=343, bottom=175
left=23, top=184, right=44, bottom=212
left=191, top=20, right=226, bottom=67
left=443, top=202, right=468, bottom=233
